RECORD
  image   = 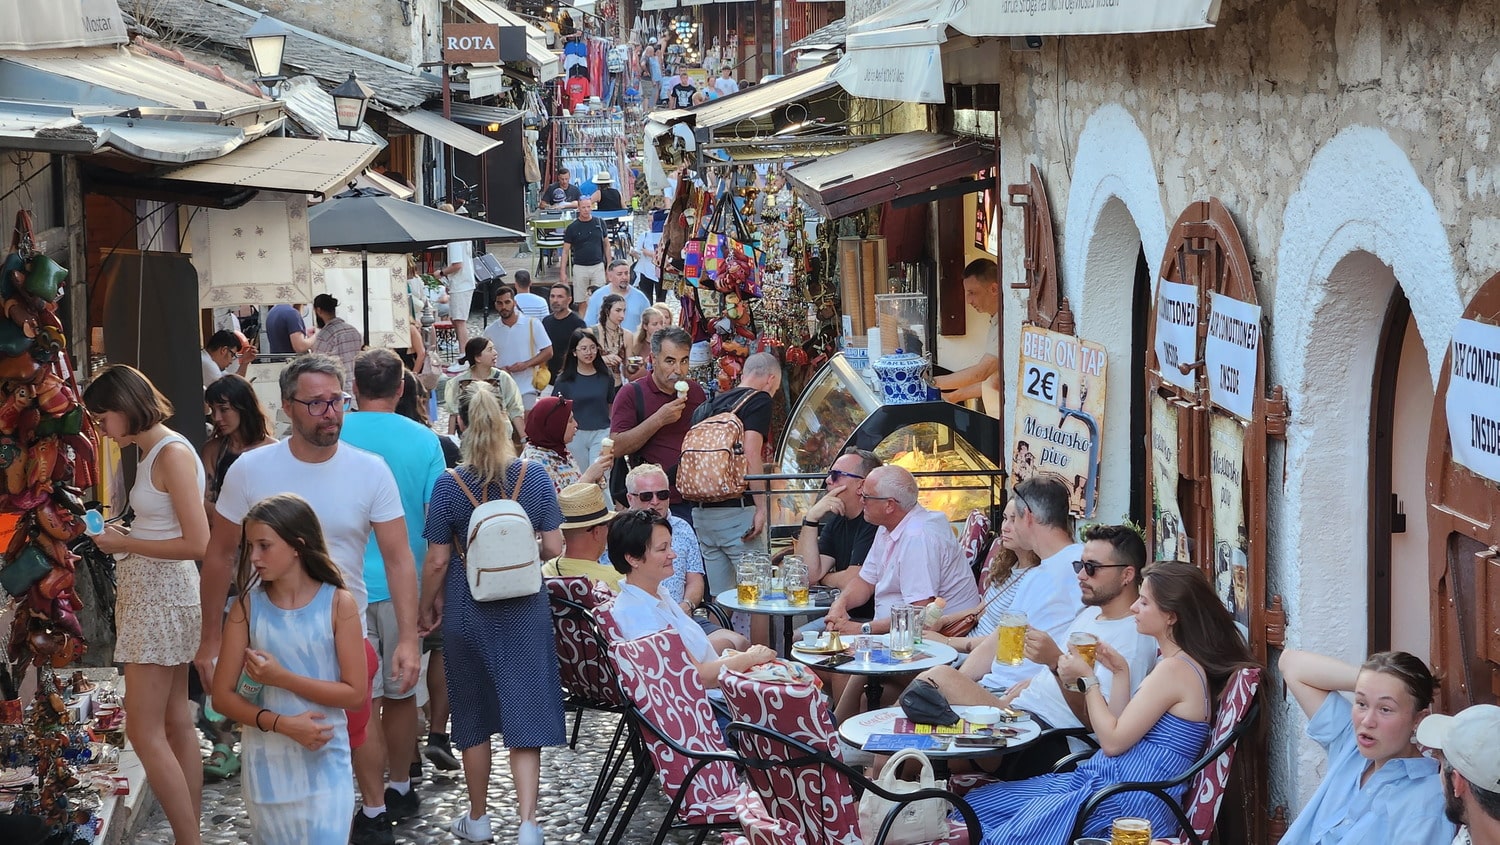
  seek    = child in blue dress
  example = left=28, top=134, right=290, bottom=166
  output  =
left=212, top=494, right=368, bottom=844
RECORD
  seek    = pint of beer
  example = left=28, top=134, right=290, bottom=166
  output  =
left=1110, top=817, right=1151, bottom=845
left=1069, top=632, right=1100, bottom=667
left=996, top=611, right=1028, bottom=666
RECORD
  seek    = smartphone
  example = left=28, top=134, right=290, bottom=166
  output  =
left=819, top=654, right=855, bottom=668
left=953, top=735, right=1008, bottom=748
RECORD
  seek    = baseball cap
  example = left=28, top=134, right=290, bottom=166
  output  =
left=1416, top=703, right=1500, bottom=791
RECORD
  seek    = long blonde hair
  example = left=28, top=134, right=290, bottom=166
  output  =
left=457, top=381, right=516, bottom=489
left=634, top=304, right=672, bottom=351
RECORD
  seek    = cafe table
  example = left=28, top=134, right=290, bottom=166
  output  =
left=788, top=634, right=959, bottom=711
left=714, top=588, right=830, bottom=656
left=837, top=705, right=1043, bottom=775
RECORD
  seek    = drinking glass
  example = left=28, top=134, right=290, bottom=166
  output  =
left=888, top=605, right=916, bottom=659
left=996, top=611, right=1028, bottom=666
left=1069, top=631, right=1100, bottom=668
left=1110, top=817, right=1151, bottom=845
left=854, top=635, right=873, bottom=664
left=783, top=557, right=810, bottom=607
left=736, top=555, right=766, bottom=605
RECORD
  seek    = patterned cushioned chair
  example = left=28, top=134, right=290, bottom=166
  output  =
left=721, top=783, right=809, bottom=845
left=603, top=627, right=743, bottom=845
left=546, top=577, right=631, bottom=832
left=720, top=661, right=981, bottom=845
left=958, top=509, right=993, bottom=578
left=1066, top=667, right=1263, bottom=844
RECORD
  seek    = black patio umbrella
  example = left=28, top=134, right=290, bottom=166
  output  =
left=307, top=187, right=526, bottom=343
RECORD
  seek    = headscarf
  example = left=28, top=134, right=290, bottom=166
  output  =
left=525, top=395, right=573, bottom=461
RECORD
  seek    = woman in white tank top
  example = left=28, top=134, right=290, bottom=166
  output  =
left=83, top=365, right=209, bottom=845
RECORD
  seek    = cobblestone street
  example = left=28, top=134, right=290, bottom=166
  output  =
left=133, top=709, right=695, bottom=844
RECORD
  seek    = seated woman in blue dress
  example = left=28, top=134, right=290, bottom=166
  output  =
left=1277, top=648, right=1455, bottom=845
left=963, top=561, right=1258, bottom=844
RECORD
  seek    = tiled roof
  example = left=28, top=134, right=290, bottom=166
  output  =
left=124, top=0, right=440, bottom=109
left=790, top=18, right=846, bottom=51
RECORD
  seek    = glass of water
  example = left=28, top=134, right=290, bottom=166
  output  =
left=854, top=635, right=873, bottom=664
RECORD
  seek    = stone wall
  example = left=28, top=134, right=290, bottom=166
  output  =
left=989, top=0, right=1495, bottom=818
left=252, top=0, right=437, bottom=65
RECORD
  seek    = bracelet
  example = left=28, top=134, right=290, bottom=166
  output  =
left=255, top=708, right=270, bottom=732
left=272, top=714, right=281, bottom=734
left=802, top=518, right=820, bottom=528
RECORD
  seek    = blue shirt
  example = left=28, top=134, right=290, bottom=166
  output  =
left=1281, top=693, right=1455, bottom=845
left=586, top=285, right=653, bottom=334
left=340, top=412, right=446, bottom=603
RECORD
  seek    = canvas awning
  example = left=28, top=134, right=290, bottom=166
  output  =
left=785, top=131, right=992, bottom=218
left=0, top=0, right=127, bottom=51
left=447, top=0, right=561, bottom=78
left=833, top=0, right=1221, bottom=103
left=0, top=43, right=272, bottom=118
left=387, top=108, right=501, bottom=157
left=647, top=62, right=839, bottom=132
left=158, top=137, right=381, bottom=198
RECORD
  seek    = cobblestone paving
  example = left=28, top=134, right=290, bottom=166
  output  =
left=133, top=710, right=697, bottom=844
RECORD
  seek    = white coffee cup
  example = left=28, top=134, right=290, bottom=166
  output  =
left=802, top=630, right=819, bottom=647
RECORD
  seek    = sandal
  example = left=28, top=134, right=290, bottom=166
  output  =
left=203, top=743, right=240, bottom=780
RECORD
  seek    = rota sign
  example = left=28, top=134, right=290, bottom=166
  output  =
left=443, top=23, right=501, bottom=64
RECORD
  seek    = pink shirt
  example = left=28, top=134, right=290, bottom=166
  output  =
left=859, top=505, right=983, bottom=620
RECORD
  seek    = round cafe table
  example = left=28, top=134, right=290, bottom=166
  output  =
left=714, top=588, right=830, bottom=656
left=837, top=705, right=1043, bottom=775
left=788, top=634, right=959, bottom=711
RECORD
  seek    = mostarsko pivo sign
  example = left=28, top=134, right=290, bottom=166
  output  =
left=443, top=23, right=502, bottom=64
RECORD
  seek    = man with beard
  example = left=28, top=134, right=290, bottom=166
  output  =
left=916, top=523, right=1159, bottom=777
left=483, top=285, right=551, bottom=412
left=1418, top=704, right=1500, bottom=845
left=197, top=355, right=420, bottom=845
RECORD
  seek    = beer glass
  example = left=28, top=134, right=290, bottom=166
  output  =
left=783, top=557, right=810, bottom=606
left=736, top=555, right=766, bottom=605
left=996, top=611, right=1028, bottom=666
left=1069, top=631, right=1100, bottom=668
left=1110, top=817, right=1151, bottom=845
left=889, top=605, right=916, bottom=659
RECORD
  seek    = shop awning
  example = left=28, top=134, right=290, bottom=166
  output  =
left=0, top=43, right=271, bottom=117
left=0, top=0, right=127, bottom=50
left=447, top=0, right=562, bottom=78
left=648, top=62, right=840, bottom=131
left=387, top=108, right=501, bottom=157
left=0, top=100, right=274, bottom=163
left=785, top=131, right=992, bottom=218
left=833, top=0, right=1221, bottom=103
left=446, top=101, right=525, bottom=129
left=158, top=137, right=381, bottom=198
left=353, top=169, right=415, bottom=200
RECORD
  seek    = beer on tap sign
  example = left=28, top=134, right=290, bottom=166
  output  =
left=1010, top=325, right=1108, bottom=517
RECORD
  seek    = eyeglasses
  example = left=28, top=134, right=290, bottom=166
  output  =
left=858, top=493, right=892, bottom=503
left=631, top=490, right=671, bottom=502
left=1072, top=559, right=1130, bottom=577
left=827, top=469, right=865, bottom=483
left=287, top=393, right=352, bottom=416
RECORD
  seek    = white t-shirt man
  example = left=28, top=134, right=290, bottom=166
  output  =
left=514, top=290, right=549, bottom=319
left=444, top=240, right=477, bottom=301
left=713, top=75, right=739, bottom=97
left=982, top=313, right=1001, bottom=419
left=201, top=349, right=232, bottom=390
left=483, top=316, right=552, bottom=404
left=1009, top=608, right=1159, bottom=730
left=215, top=439, right=404, bottom=618
left=979, top=543, right=1085, bottom=692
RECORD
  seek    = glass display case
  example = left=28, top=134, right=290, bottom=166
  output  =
left=773, top=353, right=1006, bottom=524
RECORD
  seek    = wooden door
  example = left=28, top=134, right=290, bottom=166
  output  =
left=1427, top=271, right=1500, bottom=708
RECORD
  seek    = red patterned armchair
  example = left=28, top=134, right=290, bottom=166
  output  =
left=1066, top=666, right=1264, bottom=844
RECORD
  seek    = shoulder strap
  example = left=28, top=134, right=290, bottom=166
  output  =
left=446, top=468, right=483, bottom=510
left=727, top=388, right=757, bottom=416
left=509, top=460, right=530, bottom=500
left=633, top=379, right=646, bottom=426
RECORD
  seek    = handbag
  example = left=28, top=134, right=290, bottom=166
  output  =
left=898, top=677, right=961, bottom=727
left=529, top=318, right=551, bottom=391
left=936, top=596, right=992, bottom=639
left=856, top=747, right=952, bottom=845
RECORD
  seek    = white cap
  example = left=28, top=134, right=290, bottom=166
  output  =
left=1416, top=703, right=1500, bottom=791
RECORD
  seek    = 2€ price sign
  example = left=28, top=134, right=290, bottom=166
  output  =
left=1022, top=362, right=1061, bottom=405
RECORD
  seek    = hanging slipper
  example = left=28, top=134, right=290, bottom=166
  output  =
left=203, top=743, right=240, bottom=780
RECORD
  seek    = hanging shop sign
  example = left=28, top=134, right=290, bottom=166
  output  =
left=1205, top=291, right=1263, bottom=422
left=1013, top=324, right=1108, bottom=518
left=443, top=23, right=503, bottom=64
left=1445, top=317, right=1500, bottom=484
left=1210, top=416, right=1249, bottom=629
left=1150, top=393, right=1189, bottom=563
left=1153, top=279, right=1198, bottom=392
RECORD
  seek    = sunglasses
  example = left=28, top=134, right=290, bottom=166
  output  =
left=1072, top=559, right=1130, bottom=577
left=827, top=469, right=865, bottom=483
left=631, top=490, right=671, bottom=502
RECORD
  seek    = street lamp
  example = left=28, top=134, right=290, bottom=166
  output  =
left=244, top=11, right=290, bottom=89
left=331, top=72, right=375, bottom=140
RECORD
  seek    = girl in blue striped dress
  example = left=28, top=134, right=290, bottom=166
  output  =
left=212, top=494, right=368, bottom=845
left=963, top=561, right=1259, bottom=844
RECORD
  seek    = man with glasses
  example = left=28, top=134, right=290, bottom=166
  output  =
left=916, top=523, right=1158, bottom=777
left=794, top=448, right=883, bottom=622
left=602, top=463, right=747, bottom=653
left=198, top=354, right=419, bottom=845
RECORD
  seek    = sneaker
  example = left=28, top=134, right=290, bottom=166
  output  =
left=423, top=735, right=461, bottom=771
left=409, top=760, right=423, bottom=784
left=449, top=812, right=493, bottom=842
left=519, top=821, right=543, bottom=845
left=349, top=810, right=395, bottom=845
left=384, top=785, right=420, bottom=823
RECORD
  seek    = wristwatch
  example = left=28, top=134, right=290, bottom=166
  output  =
left=860, top=622, right=872, bottom=635
left=802, top=518, right=821, bottom=529
left=1075, top=675, right=1100, bottom=694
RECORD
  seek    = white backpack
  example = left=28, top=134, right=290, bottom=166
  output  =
left=448, top=465, right=541, bottom=602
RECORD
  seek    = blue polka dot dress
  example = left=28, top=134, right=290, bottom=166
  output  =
left=424, top=461, right=567, bottom=752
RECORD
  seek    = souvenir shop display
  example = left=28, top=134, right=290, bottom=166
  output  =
left=0, top=211, right=111, bottom=839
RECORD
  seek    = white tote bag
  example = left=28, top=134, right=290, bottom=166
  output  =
left=856, top=747, right=951, bottom=845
